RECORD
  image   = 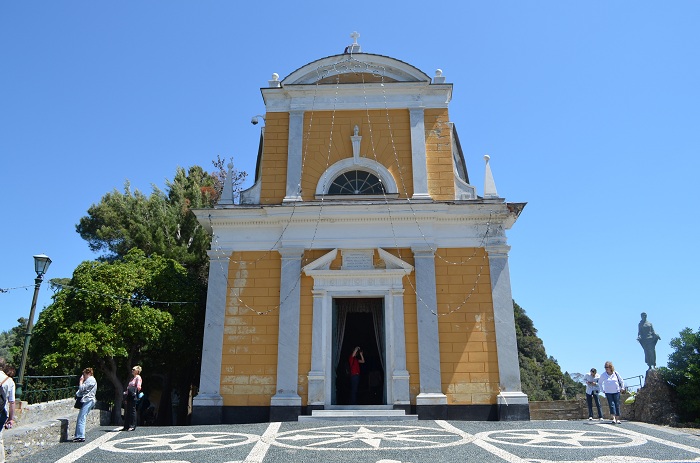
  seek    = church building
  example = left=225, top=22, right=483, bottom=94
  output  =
left=192, top=34, right=528, bottom=423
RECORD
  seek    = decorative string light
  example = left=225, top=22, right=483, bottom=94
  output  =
left=0, top=284, right=36, bottom=294
left=1, top=281, right=194, bottom=307
left=208, top=53, right=499, bottom=318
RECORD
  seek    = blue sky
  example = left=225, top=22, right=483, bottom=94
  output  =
left=1, top=2, right=698, bottom=385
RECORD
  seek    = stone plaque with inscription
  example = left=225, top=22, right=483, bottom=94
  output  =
left=341, top=249, right=374, bottom=270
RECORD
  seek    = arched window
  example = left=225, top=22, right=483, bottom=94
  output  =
left=328, top=170, right=385, bottom=195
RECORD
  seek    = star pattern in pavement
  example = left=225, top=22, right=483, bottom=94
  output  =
left=476, top=429, right=645, bottom=449
left=101, top=432, right=259, bottom=453
left=272, top=424, right=470, bottom=451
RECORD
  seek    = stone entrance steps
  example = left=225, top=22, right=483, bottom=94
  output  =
left=298, top=405, right=418, bottom=422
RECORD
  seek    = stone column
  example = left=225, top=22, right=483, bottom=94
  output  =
left=412, top=246, right=447, bottom=418
left=270, top=247, right=304, bottom=421
left=283, top=110, right=304, bottom=202
left=487, top=243, right=530, bottom=420
left=409, top=108, right=431, bottom=200
left=192, top=250, right=229, bottom=424
left=307, top=289, right=327, bottom=408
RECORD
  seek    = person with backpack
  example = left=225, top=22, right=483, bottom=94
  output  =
left=0, top=358, right=16, bottom=463
left=73, top=368, right=97, bottom=443
left=599, top=361, right=625, bottom=424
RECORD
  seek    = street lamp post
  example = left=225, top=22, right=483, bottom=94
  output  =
left=16, top=254, right=51, bottom=399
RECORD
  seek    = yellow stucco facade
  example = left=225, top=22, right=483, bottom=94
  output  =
left=193, top=40, right=527, bottom=424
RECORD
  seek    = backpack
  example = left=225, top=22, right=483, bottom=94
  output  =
left=0, top=376, right=9, bottom=424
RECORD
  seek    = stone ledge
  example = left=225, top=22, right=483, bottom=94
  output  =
left=4, top=398, right=110, bottom=462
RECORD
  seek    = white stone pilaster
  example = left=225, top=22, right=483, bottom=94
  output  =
left=307, top=289, right=327, bottom=405
left=388, top=289, right=410, bottom=405
left=487, top=244, right=527, bottom=402
left=409, top=108, right=431, bottom=200
left=271, top=247, right=304, bottom=406
left=193, top=251, right=229, bottom=409
left=283, top=111, right=304, bottom=202
left=412, top=246, right=447, bottom=405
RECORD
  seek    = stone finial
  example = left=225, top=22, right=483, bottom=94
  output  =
left=218, top=162, right=234, bottom=205
left=268, top=72, right=281, bottom=88
left=483, top=155, right=499, bottom=199
left=344, top=31, right=361, bottom=54
left=433, top=69, right=446, bottom=84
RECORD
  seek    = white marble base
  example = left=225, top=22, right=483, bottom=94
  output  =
left=415, top=392, right=448, bottom=406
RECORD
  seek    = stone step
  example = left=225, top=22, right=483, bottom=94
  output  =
left=298, top=407, right=418, bottom=422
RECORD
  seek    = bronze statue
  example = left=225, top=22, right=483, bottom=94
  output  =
left=637, top=312, right=661, bottom=369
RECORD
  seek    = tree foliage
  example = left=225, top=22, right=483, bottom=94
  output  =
left=0, top=318, right=26, bottom=367
left=30, top=249, right=201, bottom=421
left=75, top=166, right=217, bottom=268
left=659, top=327, right=700, bottom=422
left=514, top=301, right=584, bottom=400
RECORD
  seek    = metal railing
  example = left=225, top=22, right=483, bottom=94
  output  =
left=19, top=375, right=77, bottom=404
left=623, top=375, right=644, bottom=393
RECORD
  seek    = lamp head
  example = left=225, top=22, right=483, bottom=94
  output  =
left=33, top=254, right=52, bottom=278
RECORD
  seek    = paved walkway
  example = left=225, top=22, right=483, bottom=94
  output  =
left=11, top=419, right=700, bottom=463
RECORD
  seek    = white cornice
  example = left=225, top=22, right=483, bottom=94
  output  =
left=193, top=202, right=525, bottom=250
left=261, top=82, right=452, bottom=111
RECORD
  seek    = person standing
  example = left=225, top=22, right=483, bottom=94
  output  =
left=0, top=359, right=15, bottom=463
left=73, top=368, right=97, bottom=443
left=599, top=361, right=625, bottom=424
left=583, top=367, right=603, bottom=420
left=348, top=347, right=364, bottom=405
left=637, top=312, right=661, bottom=369
left=122, top=365, right=142, bottom=431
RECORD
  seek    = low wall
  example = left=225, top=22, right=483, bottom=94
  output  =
left=530, top=394, right=634, bottom=421
left=4, top=398, right=111, bottom=462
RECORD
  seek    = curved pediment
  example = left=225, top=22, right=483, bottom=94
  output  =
left=282, top=53, right=431, bottom=85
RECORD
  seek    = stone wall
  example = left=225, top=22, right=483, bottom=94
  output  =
left=3, top=398, right=111, bottom=462
left=530, top=393, right=635, bottom=421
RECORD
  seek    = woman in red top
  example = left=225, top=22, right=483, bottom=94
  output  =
left=348, top=347, right=365, bottom=405
left=122, top=365, right=142, bottom=431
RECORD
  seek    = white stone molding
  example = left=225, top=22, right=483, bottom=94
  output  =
left=271, top=247, right=305, bottom=407
left=315, top=157, right=398, bottom=196
left=412, top=246, right=447, bottom=406
left=303, top=248, right=413, bottom=406
left=193, top=250, right=230, bottom=410
left=239, top=178, right=261, bottom=205
left=283, top=111, right=304, bottom=203
left=282, top=53, right=431, bottom=85
left=409, top=109, right=431, bottom=200
left=454, top=175, right=477, bottom=200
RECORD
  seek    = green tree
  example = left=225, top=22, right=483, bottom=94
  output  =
left=0, top=319, right=26, bottom=367
left=659, top=327, right=700, bottom=422
left=76, top=166, right=217, bottom=267
left=514, top=301, right=584, bottom=400
left=30, top=249, right=200, bottom=423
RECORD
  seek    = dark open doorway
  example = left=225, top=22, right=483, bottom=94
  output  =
left=333, top=298, right=385, bottom=406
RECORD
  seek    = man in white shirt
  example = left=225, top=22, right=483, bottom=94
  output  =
left=0, top=358, right=16, bottom=463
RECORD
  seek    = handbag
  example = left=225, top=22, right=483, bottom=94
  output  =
left=74, top=397, right=82, bottom=409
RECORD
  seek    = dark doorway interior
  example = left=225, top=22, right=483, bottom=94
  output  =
left=335, top=310, right=384, bottom=405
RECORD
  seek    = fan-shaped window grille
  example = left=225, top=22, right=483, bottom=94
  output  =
left=328, top=170, right=385, bottom=195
